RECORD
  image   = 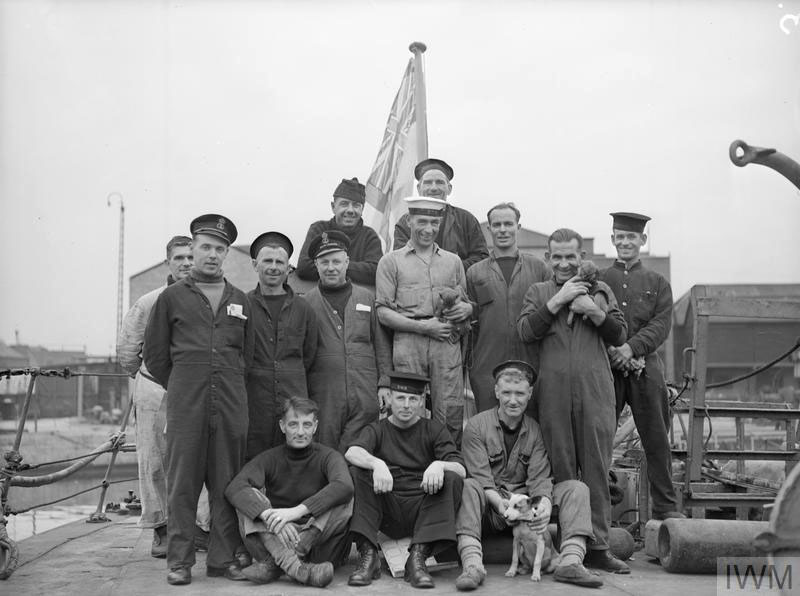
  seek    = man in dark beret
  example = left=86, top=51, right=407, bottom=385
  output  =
left=303, top=230, right=392, bottom=452
left=599, top=212, right=683, bottom=521
left=245, top=231, right=319, bottom=459
left=296, top=177, right=384, bottom=286
left=346, top=371, right=466, bottom=590
left=145, top=214, right=254, bottom=585
left=455, top=360, right=601, bottom=590
left=392, top=158, right=488, bottom=272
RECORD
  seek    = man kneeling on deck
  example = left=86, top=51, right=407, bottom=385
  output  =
left=345, top=372, right=466, bottom=589
left=454, top=360, right=602, bottom=590
left=224, top=397, right=353, bottom=587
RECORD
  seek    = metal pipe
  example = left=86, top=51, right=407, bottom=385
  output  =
left=658, top=518, right=769, bottom=573
left=87, top=397, right=134, bottom=523
left=729, top=140, right=800, bottom=192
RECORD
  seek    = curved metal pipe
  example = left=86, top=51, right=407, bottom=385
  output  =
left=729, top=139, right=800, bottom=192
left=9, top=439, right=117, bottom=487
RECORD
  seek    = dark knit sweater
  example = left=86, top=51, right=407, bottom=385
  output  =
left=224, top=442, right=353, bottom=520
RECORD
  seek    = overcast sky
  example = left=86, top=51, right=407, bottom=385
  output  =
left=1, top=0, right=799, bottom=355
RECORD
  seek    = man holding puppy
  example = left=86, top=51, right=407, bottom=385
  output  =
left=517, top=228, right=629, bottom=574
left=375, top=197, right=472, bottom=444
left=454, top=360, right=601, bottom=590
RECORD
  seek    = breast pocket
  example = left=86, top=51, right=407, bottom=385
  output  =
left=350, top=311, right=372, bottom=343
left=220, top=315, right=245, bottom=350
left=473, top=282, right=495, bottom=307
left=632, top=290, right=657, bottom=324
left=396, top=288, right=421, bottom=313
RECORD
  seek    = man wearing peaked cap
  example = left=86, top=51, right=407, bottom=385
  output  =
left=376, top=195, right=473, bottom=446
left=190, top=213, right=238, bottom=245
left=296, top=177, right=383, bottom=286
left=303, top=230, right=392, bottom=454
left=600, top=212, right=683, bottom=522
left=345, top=370, right=466, bottom=589
left=144, top=213, right=254, bottom=584
left=244, top=231, right=319, bottom=460
left=393, top=158, right=488, bottom=272
left=454, top=359, right=601, bottom=590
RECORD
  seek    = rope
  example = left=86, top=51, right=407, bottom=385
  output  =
left=706, top=338, right=800, bottom=389
left=0, top=522, right=19, bottom=580
left=5, top=476, right=138, bottom=516
left=8, top=446, right=119, bottom=472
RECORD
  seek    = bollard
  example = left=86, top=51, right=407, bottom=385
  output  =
left=644, top=520, right=663, bottom=559
left=658, top=519, right=769, bottom=573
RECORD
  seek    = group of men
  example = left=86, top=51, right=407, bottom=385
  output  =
left=117, top=156, right=682, bottom=589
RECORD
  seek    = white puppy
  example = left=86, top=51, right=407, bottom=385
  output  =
left=502, top=493, right=558, bottom=581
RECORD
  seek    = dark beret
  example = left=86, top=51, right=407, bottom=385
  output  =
left=333, top=177, right=366, bottom=204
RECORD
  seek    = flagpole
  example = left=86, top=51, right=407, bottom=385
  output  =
left=409, top=41, right=428, bottom=160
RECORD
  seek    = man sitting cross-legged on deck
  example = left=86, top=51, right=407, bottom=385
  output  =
left=345, top=371, right=466, bottom=590
left=224, top=397, right=353, bottom=588
left=455, top=360, right=602, bottom=590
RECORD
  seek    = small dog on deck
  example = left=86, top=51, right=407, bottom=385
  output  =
left=502, top=492, right=559, bottom=581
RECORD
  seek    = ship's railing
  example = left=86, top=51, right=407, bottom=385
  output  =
left=0, top=367, right=137, bottom=580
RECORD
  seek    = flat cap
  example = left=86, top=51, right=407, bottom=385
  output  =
left=190, top=213, right=238, bottom=245
left=308, top=230, right=350, bottom=259
left=414, top=158, right=454, bottom=181
left=405, top=196, right=447, bottom=216
left=492, top=360, right=537, bottom=385
left=250, top=231, right=294, bottom=259
left=333, top=177, right=366, bottom=204
left=387, top=371, right=430, bottom=395
left=610, top=212, right=651, bottom=234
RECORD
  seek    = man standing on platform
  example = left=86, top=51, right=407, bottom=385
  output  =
left=376, top=197, right=472, bottom=444
left=392, top=158, right=488, bottom=272
left=296, top=177, right=383, bottom=286
left=345, top=372, right=466, bottom=590
left=466, top=203, right=551, bottom=412
left=303, top=230, right=391, bottom=451
left=454, top=360, right=602, bottom=591
left=246, top=231, right=319, bottom=460
left=145, top=214, right=253, bottom=585
left=600, top=212, right=683, bottom=521
left=517, top=228, right=630, bottom=574
left=118, top=235, right=192, bottom=558
left=225, top=397, right=352, bottom=588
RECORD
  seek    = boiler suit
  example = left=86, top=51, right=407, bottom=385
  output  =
left=304, top=283, right=391, bottom=453
left=517, top=279, right=626, bottom=550
left=144, top=276, right=254, bottom=572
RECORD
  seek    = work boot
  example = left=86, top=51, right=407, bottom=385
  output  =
left=295, top=526, right=322, bottom=559
left=584, top=549, right=630, bottom=574
left=151, top=525, right=167, bottom=559
left=554, top=563, right=603, bottom=588
left=404, top=543, right=434, bottom=589
left=455, top=565, right=485, bottom=591
left=348, top=541, right=381, bottom=586
left=206, top=563, right=248, bottom=581
left=260, top=533, right=334, bottom=587
left=167, top=567, right=191, bottom=586
left=242, top=555, right=283, bottom=584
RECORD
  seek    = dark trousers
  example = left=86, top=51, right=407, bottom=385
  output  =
left=349, top=467, right=462, bottom=553
left=614, top=355, right=678, bottom=514
left=166, top=405, right=246, bottom=570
